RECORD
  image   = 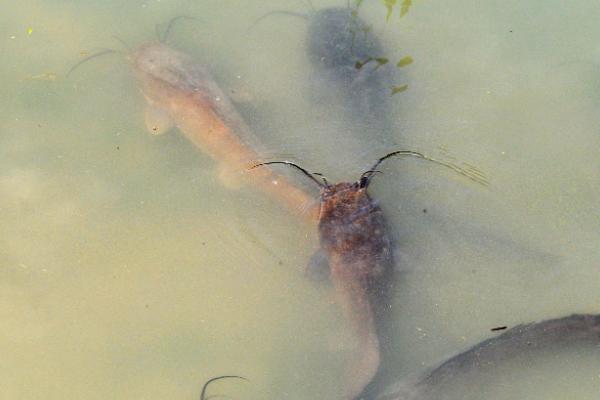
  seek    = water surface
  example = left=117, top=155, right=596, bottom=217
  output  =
left=2, top=1, right=600, bottom=399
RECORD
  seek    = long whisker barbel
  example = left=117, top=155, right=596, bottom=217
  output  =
left=160, top=15, right=201, bottom=44
left=363, top=150, right=489, bottom=188
left=358, top=170, right=383, bottom=188
left=200, top=375, right=248, bottom=400
left=251, top=10, right=309, bottom=29
left=250, top=161, right=326, bottom=188
left=112, top=35, right=132, bottom=52
left=67, top=49, right=120, bottom=77
left=312, top=172, right=330, bottom=187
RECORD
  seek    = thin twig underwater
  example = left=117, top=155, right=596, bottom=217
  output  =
left=251, top=150, right=487, bottom=400
left=68, top=16, right=318, bottom=221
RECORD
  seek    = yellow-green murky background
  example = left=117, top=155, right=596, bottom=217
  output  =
left=2, top=1, right=600, bottom=399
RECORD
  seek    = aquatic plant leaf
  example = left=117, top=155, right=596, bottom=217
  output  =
left=355, top=59, right=369, bottom=69
left=391, top=84, right=408, bottom=95
left=355, top=57, right=389, bottom=70
left=384, top=0, right=397, bottom=21
left=396, top=56, right=413, bottom=67
left=400, top=0, right=413, bottom=18
left=374, top=57, right=389, bottom=70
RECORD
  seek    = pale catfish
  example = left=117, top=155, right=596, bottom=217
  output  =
left=127, top=42, right=317, bottom=220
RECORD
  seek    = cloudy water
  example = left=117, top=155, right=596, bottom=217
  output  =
left=2, top=0, right=600, bottom=399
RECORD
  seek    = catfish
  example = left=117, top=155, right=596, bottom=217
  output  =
left=253, top=150, right=486, bottom=399
left=69, top=18, right=317, bottom=221
left=253, top=4, right=398, bottom=165
left=377, top=313, right=600, bottom=400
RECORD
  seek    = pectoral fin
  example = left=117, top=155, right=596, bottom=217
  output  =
left=144, top=105, right=175, bottom=135
left=306, top=249, right=331, bottom=284
left=217, top=164, right=244, bottom=190
left=227, top=86, right=253, bottom=104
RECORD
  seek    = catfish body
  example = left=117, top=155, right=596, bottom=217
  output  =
left=377, top=313, right=600, bottom=400
left=306, top=7, right=396, bottom=152
left=128, top=43, right=317, bottom=220
left=317, top=182, right=395, bottom=399
left=318, top=182, right=395, bottom=318
left=256, top=150, right=485, bottom=399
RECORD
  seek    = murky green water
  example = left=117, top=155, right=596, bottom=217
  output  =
left=2, top=1, right=600, bottom=399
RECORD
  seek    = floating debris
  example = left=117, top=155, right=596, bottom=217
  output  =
left=491, top=325, right=508, bottom=332
left=21, top=72, right=58, bottom=82
left=383, top=0, right=414, bottom=21
left=397, top=56, right=413, bottom=68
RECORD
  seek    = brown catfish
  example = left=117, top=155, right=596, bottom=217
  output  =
left=318, top=180, right=393, bottom=400
left=253, top=151, right=485, bottom=399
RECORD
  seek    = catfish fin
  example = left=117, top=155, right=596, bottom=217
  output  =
left=217, top=164, right=244, bottom=190
left=306, top=248, right=331, bottom=284
left=227, top=84, right=254, bottom=104
left=144, top=105, right=175, bottom=135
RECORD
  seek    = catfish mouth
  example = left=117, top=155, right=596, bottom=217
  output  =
left=321, top=181, right=359, bottom=199
left=128, top=43, right=202, bottom=91
left=130, top=43, right=179, bottom=76
left=68, top=15, right=200, bottom=78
